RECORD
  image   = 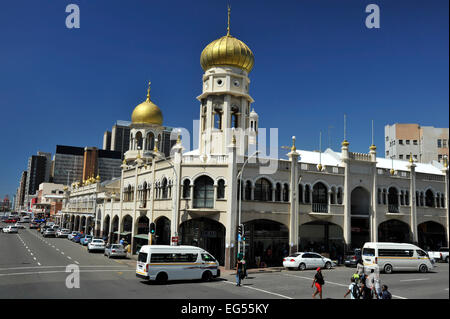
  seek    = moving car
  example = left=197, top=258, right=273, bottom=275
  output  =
left=344, top=248, right=362, bottom=267
left=67, top=231, right=79, bottom=240
left=3, top=226, right=19, bottom=233
left=29, top=223, right=39, bottom=229
left=283, top=252, right=335, bottom=270
left=362, top=242, right=434, bottom=273
left=427, top=247, right=449, bottom=263
left=14, top=223, right=25, bottom=229
left=104, top=244, right=127, bottom=258
left=136, top=245, right=220, bottom=283
left=72, top=233, right=83, bottom=243
left=88, top=239, right=106, bottom=253
left=56, top=228, right=71, bottom=238
left=43, top=228, right=56, bottom=237
left=4, top=218, right=17, bottom=224
left=80, top=235, right=93, bottom=246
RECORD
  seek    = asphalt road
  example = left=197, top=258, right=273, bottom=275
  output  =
left=0, top=224, right=448, bottom=299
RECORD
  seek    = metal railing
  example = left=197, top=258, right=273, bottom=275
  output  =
left=312, top=203, right=328, bottom=213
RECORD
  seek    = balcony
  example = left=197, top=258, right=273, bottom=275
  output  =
left=312, top=203, right=328, bottom=213
left=388, top=205, right=399, bottom=213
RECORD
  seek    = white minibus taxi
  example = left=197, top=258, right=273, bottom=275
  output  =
left=136, top=245, right=220, bottom=283
left=362, top=242, right=434, bottom=274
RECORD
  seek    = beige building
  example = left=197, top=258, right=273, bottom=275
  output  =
left=60, top=18, right=449, bottom=270
left=385, top=123, right=449, bottom=164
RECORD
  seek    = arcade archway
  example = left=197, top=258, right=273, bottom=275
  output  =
left=378, top=219, right=411, bottom=243
left=180, top=218, right=225, bottom=266
left=299, top=221, right=344, bottom=260
left=155, top=216, right=171, bottom=245
left=418, top=221, right=447, bottom=250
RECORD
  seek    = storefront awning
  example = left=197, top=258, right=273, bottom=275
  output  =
left=134, top=234, right=149, bottom=240
left=113, top=231, right=132, bottom=236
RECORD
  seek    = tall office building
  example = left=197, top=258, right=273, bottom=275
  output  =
left=52, top=145, right=122, bottom=185
left=385, top=123, right=449, bottom=163
left=103, top=131, right=111, bottom=150
left=24, top=154, right=49, bottom=209
left=15, top=171, right=28, bottom=211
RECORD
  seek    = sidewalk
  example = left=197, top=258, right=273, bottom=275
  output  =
left=219, top=266, right=285, bottom=276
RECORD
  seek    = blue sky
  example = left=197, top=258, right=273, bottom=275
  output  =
left=0, top=0, right=448, bottom=201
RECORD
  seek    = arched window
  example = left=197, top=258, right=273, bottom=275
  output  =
left=214, top=110, right=222, bottom=130
left=217, top=179, right=225, bottom=199
left=304, top=185, right=311, bottom=204
left=416, top=191, right=420, bottom=206
left=441, top=194, right=445, bottom=208
left=383, top=189, right=387, bottom=205
left=337, top=188, right=343, bottom=205
left=193, top=176, right=214, bottom=208
left=425, top=190, right=434, bottom=207
left=182, top=179, right=191, bottom=199
left=161, top=178, right=168, bottom=199
left=146, top=132, right=155, bottom=150
left=405, top=190, right=410, bottom=206
left=388, top=187, right=399, bottom=213
left=436, top=194, right=440, bottom=208
left=298, top=184, right=304, bottom=204
left=330, top=187, right=336, bottom=205
left=312, top=182, right=328, bottom=213
left=283, top=183, right=289, bottom=202
left=275, top=183, right=281, bottom=202
left=420, top=192, right=424, bottom=206
left=400, top=190, right=405, bottom=206
left=245, top=181, right=252, bottom=200
left=135, top=131, right=143, bottom=150
left=254, top=178, right=273, bottom=201
left=142, top=182, right=147, bottom=208
left=377, top=188, right=382, bottom=205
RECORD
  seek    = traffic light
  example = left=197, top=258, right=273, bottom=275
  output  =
left=150, top=222, right=156, bottom=235
left=237, top=224, right=242, bottom=236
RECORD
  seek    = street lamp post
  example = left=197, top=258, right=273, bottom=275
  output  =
left=236, top=150, right=260, bottom=257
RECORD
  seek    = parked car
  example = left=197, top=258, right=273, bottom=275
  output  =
left=56, top=229, right=71, bottom=238
left=14, top=223, right=25, bottom=229
left=80, top=235, right=93, bottom=246
left=67, top=231, right=79, bottom=240
left=72, top=233, right=83, bottom=243
left=344, top=248, right=362, bottom=267
left=43, top=228, right=56, bottom=238
left=427, top=247, right=449, bottom=263
left=3, top=226, right=19, bottom=233
left=88, top=239, right=106, bottom=253
left=40, top=226, right=50, bottom=234
left=29, top=223, right=39, bottom=229
left=104, top=244, right=127, bottom=258
left=4, top=219, right=17, bottom=224
left=282, top=252, right=335, bottom=270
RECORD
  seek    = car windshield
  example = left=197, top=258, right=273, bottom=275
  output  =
left=92, top=240, right=103, bottom=243
left=362, top=248, right=375, bottom=256
left=111, top=245, right=123, bottom=249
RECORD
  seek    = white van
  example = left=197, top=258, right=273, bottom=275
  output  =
left=136, top=245, right=220, bottom=283
left=362, top=242, right=434, bottom=274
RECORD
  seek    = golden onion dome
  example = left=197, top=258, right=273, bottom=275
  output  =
left=131, top=82, right=163, bottom=126
left=200, top=7, right=254, bottom=73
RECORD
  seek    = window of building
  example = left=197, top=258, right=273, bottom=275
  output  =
left=437, top=139, right=442, bottom=148
left=254, top=178, right=273, bottom=201
left=386, top=151, right=389, bottom=157
left=413, top=155, right=417, bottom=159
left=182, top=179, right=191, bottom=199
left=438, top=155, right=443, bottom=162
left=413, top=140, right=418, bottom=145
left=443, top=139, right=448, bottom=148
left=217, top=179, right=225, bottom=199
left=193, top=176, right=214, bottom=208
left=399, top=155, right=403, bottom=160
left=406, top=140, right=410, bottom=145
left=399, top=140, right=403, bottom=145
left=406, top=154, right=410, bottom=160
left=385, top=136, right=389, bottom=141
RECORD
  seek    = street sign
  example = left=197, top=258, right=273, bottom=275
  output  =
left=171, top=236, right=179, bottom=243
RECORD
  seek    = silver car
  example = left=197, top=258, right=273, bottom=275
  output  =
left=104, top=244, right=127, bottom=258
left=43, top=228, right=56, bottom=237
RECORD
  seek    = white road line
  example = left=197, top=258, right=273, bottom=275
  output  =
left=30, top=253, right=33, bottom=256
left=33, top=257, right=36, bottom=260
left=0, top=265, right=124, bottom=271
left=61, top=252, right=65, bottom=255
left=67, top=257, right=72, bottom=260
left=75, top=261, right=80, bottom=265
left=0, top=269, right=134, bottom=277
left=37, top=263, right=41, bottom=266
left=56, top=248, right=60, bottom=251
left=222, top=281, right=293, bottom=299
left=400, top=278, right=429, bottom=282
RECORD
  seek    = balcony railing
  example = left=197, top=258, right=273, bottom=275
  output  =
left=312, top=203, right=328, bottom=213
left=388, top=205, right=399, bottom=213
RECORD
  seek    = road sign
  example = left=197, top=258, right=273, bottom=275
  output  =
left=237, top=234, right=242, bottom=242
left=171, top=236, right=179, bottom=243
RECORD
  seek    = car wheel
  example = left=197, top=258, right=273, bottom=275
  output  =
left=384, top=264, right=393, bottom=274
left=298, top=263, right=306, bottom=271
left=446, top=256, right=449, bottom=264
left=325, top=262, right=332, bottom=269
left=202, top=271, right=212, bottom=282
left=155, top=272, right=168, bottom=285
left=419, top=264, right=428, bottom=273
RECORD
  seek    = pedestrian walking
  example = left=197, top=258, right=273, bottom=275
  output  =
left=236, top=257, right=244, bottom=286
left=380, top=285, right=392, bottom=299
left=360, top=273, right=373, bottom=299
left=344, top=277, right=360, bottom=299
left=312, top=267, right=324, bottom=299
left=120, top=238, right=124, bottom=245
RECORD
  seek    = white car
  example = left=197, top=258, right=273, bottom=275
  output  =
left=56, top=228, right=71, bottom=238
left=3, top=226, right=19, bottom=233
left=14, top=223, right=25, bottom=229
left=283, top=252, right=335, bottom=271
left=88, top=239, right=106, bottom=253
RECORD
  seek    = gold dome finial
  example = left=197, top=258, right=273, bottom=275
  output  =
left=291, top=136, right=296, bottom=152
left=96, top=174, right=100, bottom=181
left=154, top=139, right=159, bottom=152
left=227, top=5, right=231, bottom=36
left=146, top=81, right=151, bottom=101
left=444, top=155, right=448, bottom=168
left=409, top=152, right=414, bottom=164
left=390, top=168, right=395, bottom=176
left=232, top=134, right=236, bottom=145
left=122, top=159, right=127, bottom=165
left=370, top=144, right=376, bottom=151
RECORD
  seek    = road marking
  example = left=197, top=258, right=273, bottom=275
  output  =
left=74, top=261, right=80, bottom=265
left=56, top=248, right=60, bottom=251
left=37, top=263, right=41, bottom=266
left=67, top=256, right=72, bottom=260
left=0, top=265, right=125, bottom=271
left=30, top=253, right=33, bottom=256
left=0, top=269, right=134, bottom=277
left=222, top=281, right=293, bottom=299
left=400, top=278, right=429, bottom=282
left=33, top=257, right=36, bottom=261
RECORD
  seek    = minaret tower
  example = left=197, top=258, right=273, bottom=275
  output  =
left=197, top=6, right=256, bottom=156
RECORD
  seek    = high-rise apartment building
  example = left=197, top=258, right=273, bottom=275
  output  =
left=103, top=131, right=111, bottom=150
left=52, top=145, right=84, bottom=185
left=24, top=154, right=49, bottom=209
left=15, top=170, right=28, bottom=211
left=385, top=123, right=449, bottom=164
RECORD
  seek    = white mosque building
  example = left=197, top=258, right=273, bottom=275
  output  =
left=60, top=13, right=449, bottom=270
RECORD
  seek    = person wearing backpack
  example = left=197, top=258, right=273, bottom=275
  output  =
left=360, top=274, right=373, bottom=299
left=344, top=277, right=360, bottom=299
left=312, top=267, right=325, bottom=299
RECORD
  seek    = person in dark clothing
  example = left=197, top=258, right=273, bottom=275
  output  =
left=312, top=267, right=325, bottom=299
left=380, top=284, right=392, bottom=299
left=236, top=258, right=244, bottom=287
left=360, top=274, right=373, bottom=299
